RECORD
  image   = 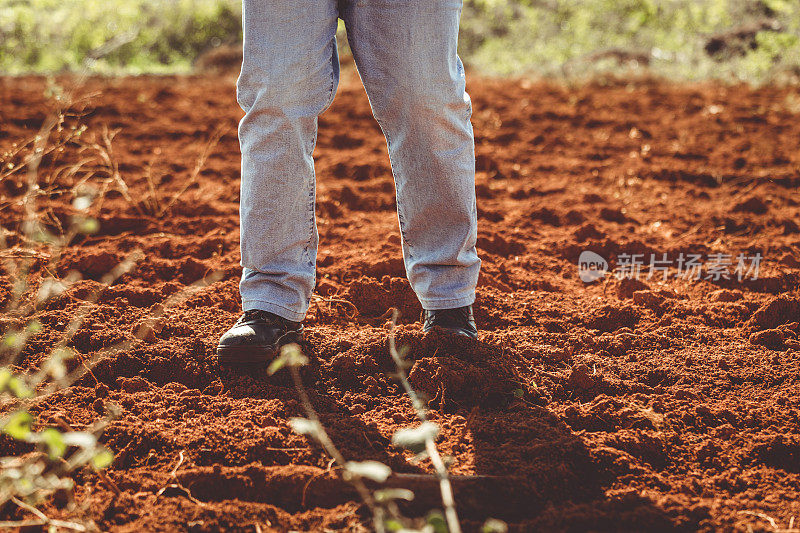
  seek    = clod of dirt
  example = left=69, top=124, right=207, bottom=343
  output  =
left=94, top=383, right=110, bottom=398
left=583, top=193, right=605, bottom=203
left=585, top=304, right=641, bottom=332
left=574, top=223, right=606, bottom=241
left=616, top=278, right=649, bottom=299
left=749, top=328, right=785, bottom=350
left=316, top=277, right=343, bottom=297
left=344, top=276, right=420, bottom=320
left=779, top=253, right=800, bottom=268
left=600, top=207, right=634, bottom=224
left=748, top=296, right=800, bottom=330
left=163, top=382, right=188, bottom=394
left=782, top=218, right=800, bottom=234
left=116, top=376, right=152, bottom=393
left=563, top=396, right=662, bottom=432
left=632, top=290, right=668, bottom=309
left=565, top=209, right=586, bottom=224
left=131, top=317, right=165, bottom=343
left=709, top=288, right=744, bottom=302
left=733, top=196, right=768, bottom=214
left=476, top=233, right=526, bottom=256
left=600, top=430, right=668, bottom=469
left=568, top=364, right=596, bottom=390
left=747, top=434, right=800, bottom=473
left=59, top=250, right=122, bottom=280
left=528, top=207, right=562, bottom=226
left=203, top=380, right=224, bottom=395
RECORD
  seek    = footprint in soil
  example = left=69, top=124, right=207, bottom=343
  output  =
left=201, top=330, right=682, bottom=529
left=370, top=331, right=683, bottom=528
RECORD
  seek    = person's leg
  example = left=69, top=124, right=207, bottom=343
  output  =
left=339, top=0, right=480, bottom=312
left=237, top=0, right=339, bottom=321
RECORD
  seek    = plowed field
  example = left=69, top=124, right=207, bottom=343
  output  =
left=1, top=74, right=800, bottom=532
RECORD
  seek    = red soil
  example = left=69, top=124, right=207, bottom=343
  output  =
left=1, top=73, right=799, bottom=532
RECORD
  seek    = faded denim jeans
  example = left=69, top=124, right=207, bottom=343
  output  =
left=237, top=0, right=480, bottom=321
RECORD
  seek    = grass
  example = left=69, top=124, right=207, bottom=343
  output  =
left=460, top=0, right=800, bottom=83
left=2, top=0, right=800, bottom=83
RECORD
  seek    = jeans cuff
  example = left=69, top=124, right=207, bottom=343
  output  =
left=419, top=293, right=476, bottom=311
left=242, top=299, right=307, bottom=322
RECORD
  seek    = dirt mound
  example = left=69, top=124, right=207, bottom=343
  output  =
left=1, top=73, right=800, bottom=531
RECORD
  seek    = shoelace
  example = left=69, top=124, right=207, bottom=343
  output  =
left=425, top=306, right=470, bottom=327
left=242, top=309, right=282, bottom=325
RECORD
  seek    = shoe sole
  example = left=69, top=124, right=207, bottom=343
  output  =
left=216, top=329, right=303, bottom=364
left=422, top=325, right=478, bottom=339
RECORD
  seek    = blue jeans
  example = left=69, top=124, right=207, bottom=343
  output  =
left=237, top=0, right=480, bottom=321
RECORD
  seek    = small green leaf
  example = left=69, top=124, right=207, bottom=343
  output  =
left=384, top=518, right=404, bottom=532
left=7, top=376, right=33, bottom=399
left=392, top=422, right=439, bottom=454
left=40, top=428, right=67, bottom=458
left=512, top=388, right=524, bottom=398
left=344, top=460, right=391, bottom=483
left=281, top=343, right=308, bottom=366
left=289, top=417, right=321, bottom=437
left=266, top=357, right=286, bottom=375
left=0, top=368, right=11, bottom=391
left=481, top=518, right=508, bottom=533
left=26, top=320, right=42, bottom=334
left=92, top=448, right=114, bottom=469
left=52, top=347, right=75, bottom=360
left=397, top=345, right=411, bottom=359
left=3, top=411, right=33, bottom=440
left=268, top=344, right=308, bottom=375
left=77, top=217, right=100, bottom=234
left=2, top=332, right=23, bottom=350
left=426, top=510, right=449, bottom=533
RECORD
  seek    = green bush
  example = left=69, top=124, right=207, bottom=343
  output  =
left=0, top=0, right=242, bottom=73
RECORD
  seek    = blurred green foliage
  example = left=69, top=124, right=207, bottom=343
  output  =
left=0, top=0, right=241, bottom=73
left=459, top=0, right=800, bottom=82
left=1, top=0, right=799, bottom=82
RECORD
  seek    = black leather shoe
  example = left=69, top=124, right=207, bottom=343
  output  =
left=421, top=305, right=477, bottom=339
left=217, top=310, right=303, bottom=364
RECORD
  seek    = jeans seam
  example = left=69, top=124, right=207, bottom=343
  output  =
left=326, top=37, right=336, bottom=109
left=301, top=121, right=316, bottom=268
left=303, top=37, right=338, bottom=268
left=378, top=121, right=414, bottom=259
left=304, top=163, right=316, bottom=268
left=457, top=56, right=472, bottom=122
